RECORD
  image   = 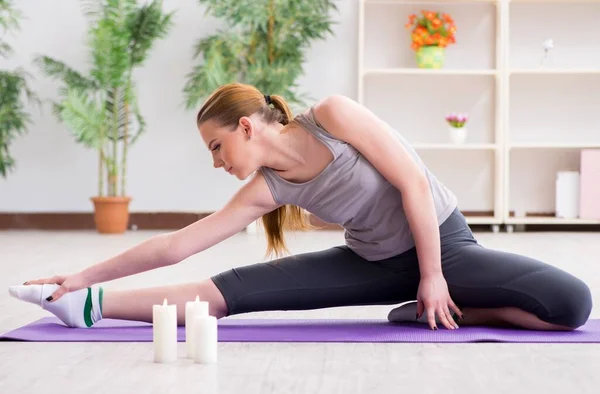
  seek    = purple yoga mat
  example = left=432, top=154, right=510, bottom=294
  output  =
left=1, top=317, right=600, bottom=343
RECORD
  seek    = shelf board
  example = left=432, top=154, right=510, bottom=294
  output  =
left=364, top=0, right=498, bottom=4
left=511, top=0, right=600, bottom=3
left=509, top=143, right=600, bottom=149
left=506, top=217, right=600, bottom=225
left=466, top=216, right=501, bottom=225
left=364, top=68, right=497, bottom=76
left=510, top=69, right=600, bottom=75
left=412, top=143, right=497, bottom=150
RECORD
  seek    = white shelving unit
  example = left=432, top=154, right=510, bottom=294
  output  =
left=364, top=68, right=498, bottom=75
left=358, top=0, right=600, bottom=231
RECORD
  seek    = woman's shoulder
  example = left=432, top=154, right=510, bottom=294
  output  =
left=293, top=95, right=356, bottom=136
left=294, top=95, right=352, bottom=120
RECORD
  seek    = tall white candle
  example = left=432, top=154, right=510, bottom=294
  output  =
left=153, top=298, right=177, bottom=363
left=193, top=315, right=218, bottom=364
left=185, top=295, right=209, bottom=358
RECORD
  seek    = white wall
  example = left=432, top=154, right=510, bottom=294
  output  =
left=0, top=0, right=357, bottom=212
left=3, top=1, right=600, bottom=217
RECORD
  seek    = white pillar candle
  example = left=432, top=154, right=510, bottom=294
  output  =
left=193, top=315, right=218, bottom=364
left=185, top=295, right=209, bottom=358
left=152, top=298, right=177, bottom=363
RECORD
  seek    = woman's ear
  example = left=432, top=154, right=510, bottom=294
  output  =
left=239, top=116, right=253, bottom=139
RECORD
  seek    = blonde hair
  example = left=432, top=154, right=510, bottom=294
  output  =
left=196, top=83, right=314, bottom=258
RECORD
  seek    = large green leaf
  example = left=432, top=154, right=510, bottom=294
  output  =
left=59, top=88, right=107, bottom=149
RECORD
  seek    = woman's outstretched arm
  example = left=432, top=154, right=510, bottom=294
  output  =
left=25, top=172, right=278, bottom=301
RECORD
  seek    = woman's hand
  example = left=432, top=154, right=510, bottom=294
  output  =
left=417, top=273, right=463, bottom=330
left=24, top=272, right=90, bottom=302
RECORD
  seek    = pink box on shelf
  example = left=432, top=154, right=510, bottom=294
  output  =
left=580, top=149, right=600, bottom=219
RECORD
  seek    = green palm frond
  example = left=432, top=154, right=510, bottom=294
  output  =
left=0, top=70, right=32, bottom=177
left=104, top=85, right=137, bottom=142
left=59, top=88, right=107, bottom=150
left=130, top=90, right=146, bottom=144
left=9, top=67, right=39, bottom=104
left=79, top=0, right=103, bottom=23
left=127, top=0, right=174, bottom=66
left=183, top=31, right=245, bottom=109
left=33, top=55, right=98, bottom=91
left=183, top=0, right=337, bottom=110
left=0, top=1, right=37, bottom=178
left=0, top=0, right=21, bottom=33
left=0, top=41, right=12, bottom=59
left=104, top=0, right=136, bottom=25
left=89, top=18, right=130, bottom=88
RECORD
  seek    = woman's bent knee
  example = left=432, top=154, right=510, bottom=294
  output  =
left=505, top=264, right=593, bottom=329
left=544, top=276, right=592, bottom=329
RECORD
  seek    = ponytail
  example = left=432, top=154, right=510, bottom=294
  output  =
left=196, top=83, right=315, bottom=259
left=267, top=94, right=293, bottom=125
left=260, top=93, right=314, bottom=258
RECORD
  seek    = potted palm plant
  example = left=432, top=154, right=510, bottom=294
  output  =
left=34, top=0, right=173, bottom=233
left=0, top=0, right=38, bottom=178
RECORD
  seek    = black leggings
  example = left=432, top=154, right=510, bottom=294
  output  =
left=211, top=209, right=592, bottom=328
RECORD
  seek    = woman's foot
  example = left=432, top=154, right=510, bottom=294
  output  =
left=387, top=301, right=460, bottom=328
left=389, top=303, right=578, bottom=331
left=8, top=284, right=103, bottom=328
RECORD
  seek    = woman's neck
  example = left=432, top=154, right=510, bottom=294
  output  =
left=260, top=123, right=307, bottom=173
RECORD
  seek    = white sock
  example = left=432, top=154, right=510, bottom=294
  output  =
left=8, top=284, right=103, bottom=328
left=387, top=301, right=458, bottom=325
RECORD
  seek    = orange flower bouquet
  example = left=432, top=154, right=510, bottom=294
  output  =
left=405, top=11, right=456, bottom=68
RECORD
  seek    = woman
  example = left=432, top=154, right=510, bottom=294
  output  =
left=10, top=83, right=592, bottom=331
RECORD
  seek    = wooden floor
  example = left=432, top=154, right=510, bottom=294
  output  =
left=1, top=229, right=599, bottom=394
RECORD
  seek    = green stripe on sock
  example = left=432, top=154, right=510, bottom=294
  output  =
left=99, top=287, right=103, bottom=315
left=84, top=287, right=93, bottom=327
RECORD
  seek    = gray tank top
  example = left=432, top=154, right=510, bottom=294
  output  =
left=259, top=106, right=458, bottom=261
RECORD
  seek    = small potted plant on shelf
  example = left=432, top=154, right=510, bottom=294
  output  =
left=405, top=11, right=456, bottom=69
left=445, top=113, right=468, bottom=144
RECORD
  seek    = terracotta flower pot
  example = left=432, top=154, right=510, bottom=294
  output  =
left=91, top=196, right=131, bottom=234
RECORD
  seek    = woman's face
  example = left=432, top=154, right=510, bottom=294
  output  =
left=199, top=116, right=261, bottom=180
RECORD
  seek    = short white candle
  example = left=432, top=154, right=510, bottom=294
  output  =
left=185, top=295, right=209, bottom=358
left=152, top=298, right=177, bottom=363
left=193, top=315, right=218, bottom=364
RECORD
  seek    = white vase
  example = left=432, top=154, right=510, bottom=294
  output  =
left=449, top=127, right=467, bottom=144
left=555, top=171, right=580, bottom=219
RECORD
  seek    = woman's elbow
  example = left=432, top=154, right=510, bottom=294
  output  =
left=400, top=173, right=430, bottom=196
left=152, top=232, right=183, bottom=267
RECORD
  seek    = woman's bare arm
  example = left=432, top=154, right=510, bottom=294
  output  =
left=78, top=171, right=278, bottom=285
